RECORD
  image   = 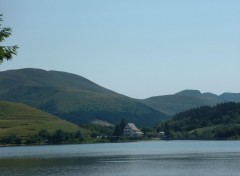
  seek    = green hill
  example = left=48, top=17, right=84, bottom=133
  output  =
left=157, top=102, right=240, bottom=140
left=0, top=68, right=116, bottom=95
left=142, top=89, right=240, bottom=116
left=0, top=68, right=168, bottom=127
left=0, top=101, right=80, bottom=138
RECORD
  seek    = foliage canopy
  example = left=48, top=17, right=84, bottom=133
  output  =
left=157, top=102, right=240, bottom=140
left=0, top=14, right=18, bottom=64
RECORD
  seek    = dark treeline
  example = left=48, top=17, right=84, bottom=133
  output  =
left=0, top=129, right=85, bottom=145
left=0, top=121, right=142, bottom=145
left=157, top=102, right=240, bottom=140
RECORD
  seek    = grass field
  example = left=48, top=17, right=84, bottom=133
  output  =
left=0, top=101, right=82, bottom=138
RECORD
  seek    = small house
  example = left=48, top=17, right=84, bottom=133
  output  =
left=159, top=131, right=166, bottom=139
left=123, top=123, right=143, bottom=137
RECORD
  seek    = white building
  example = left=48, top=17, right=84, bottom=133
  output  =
left=123, top=123, right=144, bottom=137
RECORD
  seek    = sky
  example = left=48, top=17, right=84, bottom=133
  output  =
left=0, top=0, right=240, bottom=99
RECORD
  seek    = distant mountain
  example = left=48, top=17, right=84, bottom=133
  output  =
left=0, top=101, right=80, bottom=138
left=175, top=89, right=202, bottom=96
left=142, top=89, right=240, bottom=116
left=156, top=102, right=240, bottom=140
left=219, top=93, right=240, bottom=102
left=0, top=68, right=168, bottom=127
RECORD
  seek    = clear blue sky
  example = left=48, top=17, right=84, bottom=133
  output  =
left=1, top=0, right=240, bottom=98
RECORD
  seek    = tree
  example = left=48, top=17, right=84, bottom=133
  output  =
left=38, top=129, right=51, bottom=142
left=0, top=134, right=21, bottom=144
left=0, top=14, right=18, bottom=64
left=52, top=129, right=66, bottom=144
left=113, top=119, right=127, bottom=136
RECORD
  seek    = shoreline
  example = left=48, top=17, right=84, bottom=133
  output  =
left=1, top=138, right=240, bottom=148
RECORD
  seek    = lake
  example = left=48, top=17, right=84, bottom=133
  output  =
left=0, top=141, right=240, bottom=176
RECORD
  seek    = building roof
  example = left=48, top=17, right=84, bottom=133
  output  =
left=126, top=123, right=140, bottom=131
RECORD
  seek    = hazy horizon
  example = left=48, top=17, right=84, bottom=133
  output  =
left=1, top=0, right=239, bottom=98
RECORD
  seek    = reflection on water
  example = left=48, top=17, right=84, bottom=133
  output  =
left=0, top=141, right=240, bottom=176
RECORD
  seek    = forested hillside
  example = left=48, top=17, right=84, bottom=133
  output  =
left=157, top=102, right=240, bottom=140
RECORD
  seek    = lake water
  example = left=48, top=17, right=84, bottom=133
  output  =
left=0, top=141, right=240, bottom=176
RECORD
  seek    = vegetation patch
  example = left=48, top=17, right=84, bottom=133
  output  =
left=156, top=102, right=240, bottom=140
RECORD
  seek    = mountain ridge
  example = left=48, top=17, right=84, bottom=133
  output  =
left=142, top=89, right=240, bottom=116
left=0, top=68, right=168, bottom=127
left=0, top=68, right=118, bottom=95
